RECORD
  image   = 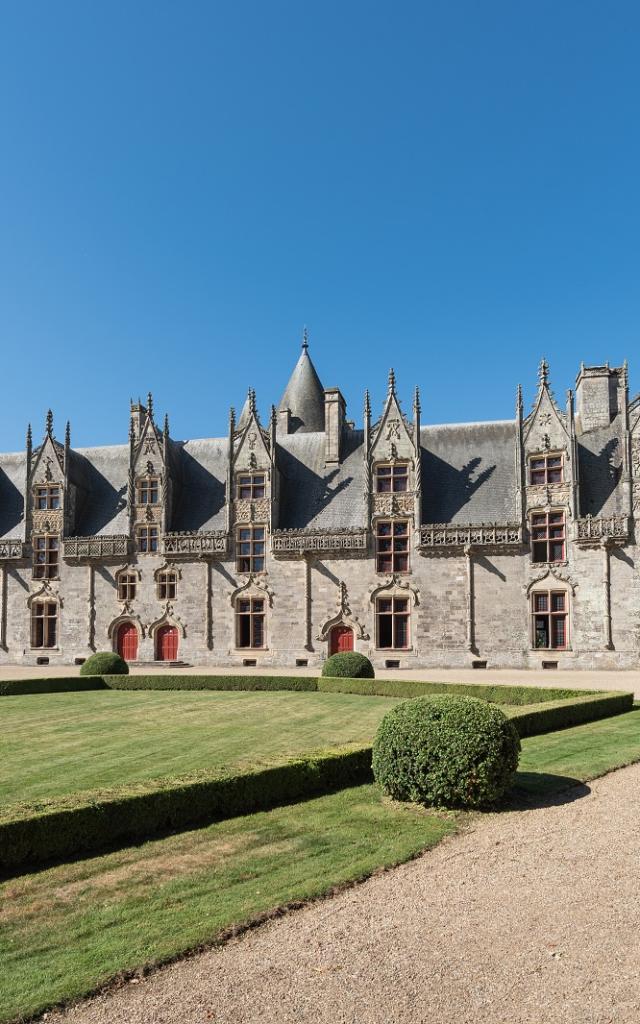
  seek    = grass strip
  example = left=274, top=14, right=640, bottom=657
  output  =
left=2, top=708, right=640, bottom=1024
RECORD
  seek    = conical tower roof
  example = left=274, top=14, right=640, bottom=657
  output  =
left=278, top=332, right=325, bottom=433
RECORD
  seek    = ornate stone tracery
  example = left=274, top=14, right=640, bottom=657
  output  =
left=316, top=580, right=369, bottom=642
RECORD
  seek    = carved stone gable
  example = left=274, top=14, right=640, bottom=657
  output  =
left=370, top=393, right=414, bottom=463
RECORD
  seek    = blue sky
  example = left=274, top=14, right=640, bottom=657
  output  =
left=1, top=1, right=638, bottom=449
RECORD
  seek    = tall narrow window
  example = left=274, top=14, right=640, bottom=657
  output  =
left=136, top=478, right=159, bottom=504
left=375, top=520, right=409, bottom=573
left=117, top=571, right=137, bottom=602
left=531, top=511, right=566, bottom=563
left=32, top=535, right=59, bottom=579
left=375, top=463, right=409, bottom=493
left=236, top=525, right=266, bottom=573
left=237, top=473, right=266, bottom=500
left=529, top=454, right=563, bottom=485
left=376, top=597, right=410, bottom=649
left=31, top=601, right=58, bottom=648
left=35, top=484, right=61, bottom=510
left=236, top=597, right=265, bottom=648
left=532, top=591, right=568, bottom=649
left=157, top=570, right=178, bottom=600
left=136, top=525, right=159, bottom=552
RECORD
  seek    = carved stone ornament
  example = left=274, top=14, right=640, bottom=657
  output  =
left=107, top=611, right=145, bottom=640
left=525, top=567, right=578, bottom=596
left=386, top=419, right=401, bottom=441
left=27, top=579, right=62, bottom=608
left=248, top=432, right=257, bottom=451
left=148, top=601, right=186, bottom=639
left=229, top=574, right=274, bottom=608
left=146, top=461, right=154, bottom=474
left=316, top=580, right=369, bottom=641
left=153, top=561, right=182, bottom=583
left=143, top=438, right=156, bottom=455
left=368, top=574, right=420, bottom=605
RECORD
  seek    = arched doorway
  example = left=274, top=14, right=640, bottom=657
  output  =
left=117, top=622, right=138, bottom=662
left=156, top=624, right=179, bottom=661
left=329, top=624, right=354, bottom=656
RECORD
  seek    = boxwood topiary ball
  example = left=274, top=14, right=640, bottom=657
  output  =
left=372, top=695, right=520, bottom=809
left=321, top=652, right=375, bottom=679
left=79, top=651, right=130, bottom=676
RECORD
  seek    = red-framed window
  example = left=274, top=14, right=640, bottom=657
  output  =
left=236, top=597, right=265, bottom=648
left=136, top=525, right=159, bottom=552
left=237, top=473, right=266, bottom=500
left=532, top=591, right=568, bottom=650
left=136, top=478, right=159, bottom=504
left=117, top=571, right=137, bottom=602
left=34, top=484, right=61, bottom=510
left=531, top=511, right=566, bottom=563
left=375, top=463, right=409, bottom=493
left=376, top=596, right=410, bottom=649
left=375, top=520, right=409, bottom=573
left=236, top=525, right=266, bottom=573
left=32, top=535, right=59, bottom=579
left=529, top=454, right=563, bottom=485
left=31, top=601, right=58, bottom=648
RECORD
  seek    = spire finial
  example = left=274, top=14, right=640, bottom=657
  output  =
left=364, top=389, right=371, bottom=418
left=388, top=368, right=396, bottom=397
left=302, top=326, right=309, bottom=351
left=65, top=420, right=71, bottom=447
left=413, top=385, right=421, bottom=414
left=45, top=409, right=53, bottom=438
left=538, top=358, right=549, bottom=386
left=129, top=417, right=135, bottom=443
left=163, top=413, right=169, bottom=438
left=147, top=392, right=153, bottom=418
left=516, top=383, right=523, bottom=414
left=248, top=387, right=256, bottom=414
left=26, top=423, right=32, bottom=449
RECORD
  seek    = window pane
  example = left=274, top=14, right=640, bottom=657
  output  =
left=378, top=522, right=392, bottom=537
left=393, top=598, right=409, bottom=613
left=551, top=592, right=565, bottom=612
left=552, top=616, right=566, bottom=648
left=238, top=600, right=250, bottom=613
left=378, top=614, right=393, bottom=648
left=394, top=554, right=408, bottom=572
left=252, top=616, right=264, bottom=647
left=534, top=616, right=549, bottom=648
left=534, top=593, right=548, bottom=612
left=550, top=542, right=564, bottom=561
left=378, top=599, right=392, bottom=613
left=394, top=615, right=409, bottom=649
left=393, top=522, right=408, bottom=536
left=532, top=542, right=547, bottom=563
left=237, top=615, right=251, bottom=647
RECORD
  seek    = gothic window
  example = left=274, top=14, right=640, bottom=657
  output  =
left=236, top=525, right=266, bottom=573
left=35, top=484, right=61, bottom=510
left=375, top=520, right=410, bottom=573
left=116, top=570, right=137, bottom=602
left=136, top=525, right=159, bottom=553
left=237, top=473, right=266, bottom=500
left=375, top=463, right=409, bottom=493
left=236, top=597, right=265, bottom=648
left=531, top=511, right=566, bottom=563
left=531, top=591, right=568, bottom=650
left=136, top=477, right=160, bottom=504
left=31, top=600, right=58, bottom=648
left=376, top=596, right=410, bottom=649
left=157, top=570, right=177, bottom=600
left=32, top=535, right=59, bottom=579
left=529, top=454, right=563, bottom=485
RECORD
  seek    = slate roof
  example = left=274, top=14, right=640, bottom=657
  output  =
left=71, top=446, right=130, bottom=536
left=277, top=429, right=367, bottom=529
left=0, top=452, right=26, bottom=539
left=171, top=439, right=228, bottom=532
left=577, top=414, right=627, bottom=517
left=420, top=421, right=518, bottom=524
left=278, top=346, right=326, bottom=433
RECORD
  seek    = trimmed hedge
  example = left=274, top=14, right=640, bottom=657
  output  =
left=317, top=676, right=595, bottom=705
left=0, top=677, right=108, bottom=696
left=80, top=651, right=128, bottom=676
left=510, top=690, right=634, bottom=737
left=103, top=674, right=318, bottom=692
left=372, top=696, right=521, bottom=808
left=0, top=745, right=372, bottom=871
left=321, top=652, right=375, bottom=679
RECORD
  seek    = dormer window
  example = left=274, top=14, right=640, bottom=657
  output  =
left=137, top=478, right=159, bottom=504
left=237, top=474, right=266, bottom=500
left=531, top=511, right=566, bottom=563
left=32, top=535, right=59, bottom=579
left=136, top=525, right=159, bottom=553
left=529, top=454, right=563, bottom=485
left=375, top=463, right=409, bottom=493
left=35, top=484, right=61, bottom=510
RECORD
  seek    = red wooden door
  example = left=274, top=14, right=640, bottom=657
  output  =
left=156, top=625, right=178, bottom=661
left=329, top=625, right=354, bottom=656
left=117, top=623, right=138, bottom=662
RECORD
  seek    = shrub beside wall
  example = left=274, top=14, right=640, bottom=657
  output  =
left=80, top=652, right=129, bottom=676
left=321, top=653, right=375, bottom=679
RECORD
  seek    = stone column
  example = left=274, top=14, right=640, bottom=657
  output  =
left=304, top=554, right=313, bottom=651
left=205, top=560, right=213, bottom=650
left=87, top=564, right=96, bottom=650
left=464, top=545, right=475, bottom=653
left=601, top=539, right=614, bottom=650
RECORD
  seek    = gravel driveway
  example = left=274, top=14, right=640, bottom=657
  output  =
left=45, top=763, right=640, bottom=1024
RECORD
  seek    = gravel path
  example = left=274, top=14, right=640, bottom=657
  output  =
left=46, top=764, right=640, bottom=1024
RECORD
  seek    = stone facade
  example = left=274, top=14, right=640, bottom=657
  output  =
left=0, top=348, right=638, bottom=670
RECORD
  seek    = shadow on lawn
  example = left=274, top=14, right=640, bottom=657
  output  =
left=505, top=772, right=591, bottom=811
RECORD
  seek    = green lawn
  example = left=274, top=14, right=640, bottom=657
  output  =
left=0, top=690, right=401, bottom=807
left=2, top=707, right=640, bottom=1024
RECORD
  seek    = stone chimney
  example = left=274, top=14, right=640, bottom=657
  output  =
left=324, top=388, right=346, bottom=465
left=575, top=364, right=622, bottom=432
